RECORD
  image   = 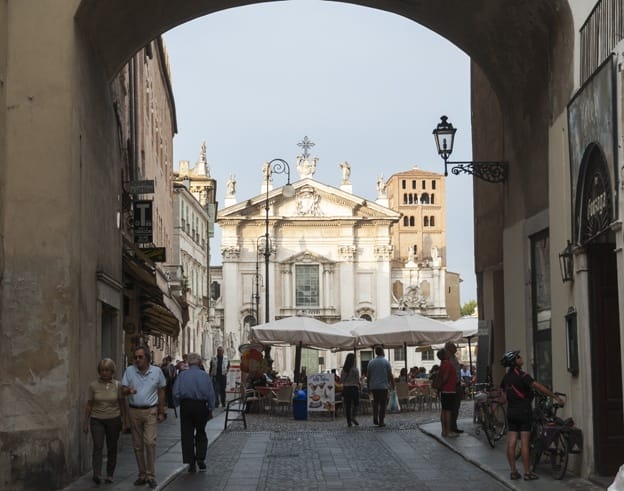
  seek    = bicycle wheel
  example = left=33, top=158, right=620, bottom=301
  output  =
left=530, top=424, right=544, bottom=472
left=492, top=403, right=507, bottom=441
left=550, top=432, right=569, bottom=480
left=481, top=406, right=496, bottom=447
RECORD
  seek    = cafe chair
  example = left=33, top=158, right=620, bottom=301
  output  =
left=396, top=382, right=416, bottom=411
left=270, top=384, right=294, bottom=415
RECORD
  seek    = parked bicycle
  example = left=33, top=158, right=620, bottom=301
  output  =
left=528, top=392, right=583, bottom=480
left=473, top=382, right=507, bottom=447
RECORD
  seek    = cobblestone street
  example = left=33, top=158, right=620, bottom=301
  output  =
left=163, top=404, right=506, bottom=491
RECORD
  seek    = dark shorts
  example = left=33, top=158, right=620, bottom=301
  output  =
left=441, top=392, right=455, bottom=410
left=507, top=405, right=532, bottom=432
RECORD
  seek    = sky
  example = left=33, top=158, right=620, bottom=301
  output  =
left=163, top=0, right=477, bottom=302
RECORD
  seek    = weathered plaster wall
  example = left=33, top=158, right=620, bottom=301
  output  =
left=0, top=1, right=122, bottom=488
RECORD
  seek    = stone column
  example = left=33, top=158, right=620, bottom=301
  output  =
left=221, top=246, right=241, bottom=341
left=339, top=245, right=356, bottom=320
left=375, top=245, right=393, bottom=318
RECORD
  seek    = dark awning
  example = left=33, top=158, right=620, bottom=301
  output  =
left=142, top=301, right=180, bottom=338
left=123, top=245, right=184, bottom=338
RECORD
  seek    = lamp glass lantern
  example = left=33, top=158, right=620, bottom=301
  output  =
left=433, top=115, right=457, bottom=163
left=558, top=241, right=574, bottom=283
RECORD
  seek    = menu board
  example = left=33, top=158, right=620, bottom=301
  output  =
left=307, top=373, right=335, bottom=412
left=225, top=364, right=242, bottom=401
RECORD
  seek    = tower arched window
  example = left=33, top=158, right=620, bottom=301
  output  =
left=409, top=216, right=415, bottom=226
left=420, top=193, right=430, bottom=204
left=424, top=216, right=429, bottom=227
left=403, top=216, right=409, bottom=226
left=408, top=194, right=413, bottom=204
left=430, top=194, right=435, bottom=204
left=403, top=194, right=408, bottom=204
left=430, top=216, right=435, bottom=226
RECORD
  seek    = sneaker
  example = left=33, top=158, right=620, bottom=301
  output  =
left=197, top=461, right=206, bottom=471
left=188, top=464, right=196, bottom=473
left=352, top=418, right=359, bottom=426
left=452, top=428, right=464, bottom=434
left=446, top=432, right=459, bottom=438
left=147, top=479, right=157, bottom=489
left=133, top=478, right=147, bottom=486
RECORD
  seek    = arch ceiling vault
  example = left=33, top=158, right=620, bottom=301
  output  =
left=76, top=0, right=574, bottom=224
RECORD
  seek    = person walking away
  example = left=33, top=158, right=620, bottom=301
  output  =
left=436, top=349, right=458, bottom=438
left=83, top=358, right=127, bottom=484
left=161, top=356, right=177, bottom=414
left=172, top=352, right=216, bottom=473
left=500, top=350, right=564, bottom=481
left=366, top=346, right=394, bottom=427
left=444, top=341, right=463, bottom=433
left=209, top=346, right=230, bottom=408
left=340, top=353, right=360, bottom=427
left=122, top=346, right=167, bottom=489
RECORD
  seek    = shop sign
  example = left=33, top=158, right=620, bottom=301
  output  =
left=134, top=200, right=153, bottom=244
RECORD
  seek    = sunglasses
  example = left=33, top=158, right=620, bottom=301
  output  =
left=134, top=355, right=145, bottom=360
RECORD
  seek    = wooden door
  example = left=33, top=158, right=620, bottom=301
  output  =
left=588, top=243, right=623, bottom=475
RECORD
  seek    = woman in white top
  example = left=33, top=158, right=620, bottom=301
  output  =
left=340, top=353, right=361, bottom=427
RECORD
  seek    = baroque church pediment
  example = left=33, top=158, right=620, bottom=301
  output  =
left=217, top=178, right=400, bottom=223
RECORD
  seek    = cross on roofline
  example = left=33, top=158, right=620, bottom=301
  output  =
left=297, top=136, right=315, bottom=159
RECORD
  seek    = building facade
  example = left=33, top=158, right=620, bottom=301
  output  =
left=2, top=1, right=624, bottom=487
left=114, top=38, right=185, bottom=365
left=174, top=142, right=219, bottom=360
left=215, top=153, right=461, bottom=376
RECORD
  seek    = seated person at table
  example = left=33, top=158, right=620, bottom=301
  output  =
left=409, top=367, right=419, bottom=382
left=397, top=368, right=408, bottom=383
left=417, top=367, right=429, bottom=379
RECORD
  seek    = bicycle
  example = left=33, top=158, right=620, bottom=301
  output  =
left=473, top=383, right=507, bottom=447
left=527, top=392, right=583, bottom=480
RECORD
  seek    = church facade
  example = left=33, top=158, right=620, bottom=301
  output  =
left=215, top=146, right=457, bottom=376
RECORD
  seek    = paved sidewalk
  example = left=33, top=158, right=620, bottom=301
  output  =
left=64, top=407, right=229, bottom=491
left=420, top=418, right=607, bottom=491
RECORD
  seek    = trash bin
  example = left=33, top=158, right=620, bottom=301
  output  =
left=293, top=390, right=307, bottom=420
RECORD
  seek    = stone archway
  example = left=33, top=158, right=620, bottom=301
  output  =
left=0, top=1, right=575, bottom=488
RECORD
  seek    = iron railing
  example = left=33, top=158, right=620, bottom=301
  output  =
left=580, top=0, right=624, bottom=83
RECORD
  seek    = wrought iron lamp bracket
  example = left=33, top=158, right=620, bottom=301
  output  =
left=444, top=160, right=508, bottom=183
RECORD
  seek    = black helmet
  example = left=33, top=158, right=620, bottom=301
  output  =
left=501, top=350, right=520, bottom=368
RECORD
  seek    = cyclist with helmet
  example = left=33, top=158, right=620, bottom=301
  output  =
left=500, top=350, right=564, bottom=481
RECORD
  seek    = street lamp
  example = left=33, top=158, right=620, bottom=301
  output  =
left=262, top=158, right=295, bottom=365
left=253, top=236, right=265, bottom=325
left=433, top=115, right=508, bottom=183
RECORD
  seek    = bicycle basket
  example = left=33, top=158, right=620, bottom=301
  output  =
left=474, top=392, right=488, bottom=403
left=567, top=427, right=583, bottom=454
left=488, top=388, right=507, bottom=404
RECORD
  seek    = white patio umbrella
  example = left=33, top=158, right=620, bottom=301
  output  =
left=355, top=311, right=466, bottom=374
left=444, top=316, right=479, bottom=338
left=355, top=310, right=465, bottom=347
left=251, top=316, right=356, bottom=384
left=251, top=316, right=355, bottom=350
